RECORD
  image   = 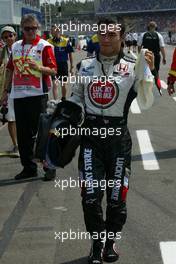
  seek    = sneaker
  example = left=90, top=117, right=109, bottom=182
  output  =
left=15, top=169, right=37, bottom=180
left=103, top=240, right=119, bottom=263
left=43, top=168, right=56, bottom=181
left=88, top=240, right=103, bottom=264
left=7, top=145, right=20, bottom=158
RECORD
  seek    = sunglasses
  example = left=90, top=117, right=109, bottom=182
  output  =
left=3, top=33, right=14, bottom=40
left=23, top=27, right=38, bottom=32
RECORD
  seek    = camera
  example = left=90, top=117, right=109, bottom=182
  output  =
left=0, top=105, right=8, bottom=124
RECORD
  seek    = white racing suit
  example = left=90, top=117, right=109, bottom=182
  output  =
left=69, top=51, right=154, bottom=238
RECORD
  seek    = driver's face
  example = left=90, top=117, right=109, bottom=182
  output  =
left=98, top=24, right=123, bottom=56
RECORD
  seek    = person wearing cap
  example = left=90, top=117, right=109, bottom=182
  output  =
left=138, top=21, right=166, bottom=75
left=0, top=26, right=19, bottom=156
left=3, top=15, right=57, bottom=180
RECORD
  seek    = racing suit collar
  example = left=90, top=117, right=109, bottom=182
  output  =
left=96, top=49, right=124, bottom=65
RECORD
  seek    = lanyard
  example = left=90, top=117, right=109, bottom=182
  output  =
left=19, top=43, right=34, bottom=75
left=21, top=43, right=33, bottom=64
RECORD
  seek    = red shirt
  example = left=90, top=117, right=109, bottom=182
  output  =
left=168, top=48, right=176, bottom=84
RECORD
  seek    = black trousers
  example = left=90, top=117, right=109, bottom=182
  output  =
left=14, top=95, right=48, bottom=172
left=154, top=53, right=161, bottom=74
left=78, top=117, right=132, bottom=238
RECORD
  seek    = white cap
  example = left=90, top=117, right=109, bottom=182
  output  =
left=1, top=26, right=16, bottom=37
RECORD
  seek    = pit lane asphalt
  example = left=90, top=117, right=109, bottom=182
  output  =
left=0, top=46, right=176, bottom=264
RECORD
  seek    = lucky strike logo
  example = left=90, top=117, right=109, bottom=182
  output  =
left=88, top=80, right=119, bottom=109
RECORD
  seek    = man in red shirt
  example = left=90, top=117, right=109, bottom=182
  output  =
left=4, top=14, right=57, bottom=180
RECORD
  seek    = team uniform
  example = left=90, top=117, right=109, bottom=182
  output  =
left=69, top=51, right=154, bottom=246
left=47, top=36, right=73, bottom=82
left=87, top=34, right=100, bottom=56
left=138, top=31, right=165, bottom=73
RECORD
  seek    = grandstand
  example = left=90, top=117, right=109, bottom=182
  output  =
left=97, top=0, right=176, bottom=13
left=95, top=0, right=176, bottom=33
